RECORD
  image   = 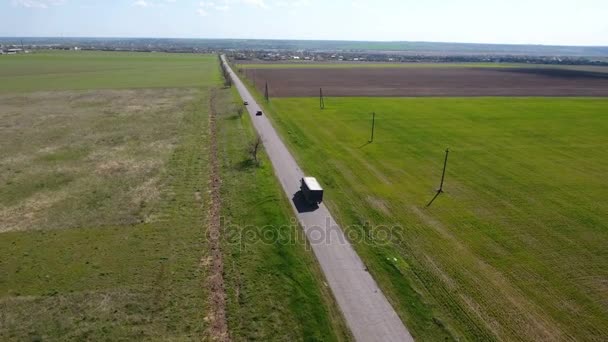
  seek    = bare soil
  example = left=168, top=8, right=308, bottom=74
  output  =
left=245, top=67, right=608, bottom=97
left=203, top=88, right=230, bottom=342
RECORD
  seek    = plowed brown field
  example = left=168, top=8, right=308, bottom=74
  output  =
left=244, top=67, right=608, bottom=97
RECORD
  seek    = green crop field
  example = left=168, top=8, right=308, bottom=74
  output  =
left=0, top=51, right=348, bottom=341
left=0, top=51, right=218, bottom=93
left=259, top=96, right=608, bottom=341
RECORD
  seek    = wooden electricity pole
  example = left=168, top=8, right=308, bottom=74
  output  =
left=320, top=88, right=325, bottom=109
left=369, top=112, right=376, bottom=142
left=426, top=148, right=450, bottom=207
left=438, top=148, right=450, bottom=193
left=264, top=82, right=269, bottom=102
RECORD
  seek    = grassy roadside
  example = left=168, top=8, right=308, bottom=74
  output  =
left=213, top=83, right=352, bottom=341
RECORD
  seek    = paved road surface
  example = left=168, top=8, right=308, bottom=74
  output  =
left=221, top=56, right=414, bottom=342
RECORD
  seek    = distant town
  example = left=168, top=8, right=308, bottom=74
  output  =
left=2, top=37, right=607, bottom=66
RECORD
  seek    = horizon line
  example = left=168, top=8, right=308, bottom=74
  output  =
left=1, top=36, right=607, bottom=48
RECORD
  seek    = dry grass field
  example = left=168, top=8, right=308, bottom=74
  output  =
left=0, top=89, right=196, bottom=233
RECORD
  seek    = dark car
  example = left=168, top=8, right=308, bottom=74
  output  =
left=244, top=101, right=249, bottom=105
left=256, top=110, right=263, bottom=116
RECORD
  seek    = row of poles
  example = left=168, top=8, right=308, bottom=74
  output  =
left=253, top=79, right=451, bottom=208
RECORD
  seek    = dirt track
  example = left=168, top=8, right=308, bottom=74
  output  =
left=245, top=67, right=608, bottom=97
left=204, top=89, right=230, bottom=342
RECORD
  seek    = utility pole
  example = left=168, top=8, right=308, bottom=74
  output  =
left=319, top=88, right=325, bottom=109
left=426, top=148, right=450, bottom=207
left=264, top=82, right=269, bottom=102
left=369, top=112, right=376, bottom=143
left=438, top=148, right=450, bottom=193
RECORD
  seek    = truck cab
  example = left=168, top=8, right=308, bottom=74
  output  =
left=300, top=177, right=324, bottom=205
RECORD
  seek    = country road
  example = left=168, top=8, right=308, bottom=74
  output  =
left=221, top=55, right=414, bottom=342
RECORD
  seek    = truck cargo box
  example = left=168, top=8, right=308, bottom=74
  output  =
left=300, top=177, right=323, bottom=205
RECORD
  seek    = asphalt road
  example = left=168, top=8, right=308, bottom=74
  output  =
left=221, top=56, right=414, bottom=342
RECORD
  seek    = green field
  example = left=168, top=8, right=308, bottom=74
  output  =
left=0, top=51, right=218, bottom=93
left=260, top=96, right=608, bottom=341
left=0, top=51, right=348, bottom=340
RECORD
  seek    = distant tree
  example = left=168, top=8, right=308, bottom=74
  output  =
left=218, top=56, right=232, bottom=87
left=237, top=107, right=244, bottom=117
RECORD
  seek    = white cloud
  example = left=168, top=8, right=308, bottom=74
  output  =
left=11, top=0, right=66, bottom=9
left=198, top=0, right=232, bottom=15
left=196, top=0, right=302, bottom=17
left=196, top=0, right=281, bottom=16
left=210, top=0, right=231, bottom=10
left=242, top=0, right=267, bottom=8
left=276, top=0, right=310, bottom=7
left=134, top=0, right=149, bottom=7
left=134, top=0, right=176, bottom=8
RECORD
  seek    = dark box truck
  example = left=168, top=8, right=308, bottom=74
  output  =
left=300, top=177, right=324, bottom=205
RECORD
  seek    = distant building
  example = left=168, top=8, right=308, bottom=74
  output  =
left=7, top=48, right=23, bottom=55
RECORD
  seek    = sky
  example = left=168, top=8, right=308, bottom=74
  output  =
left=1, top=0, right=607, bottom=46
